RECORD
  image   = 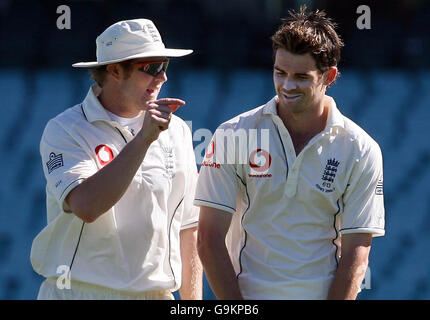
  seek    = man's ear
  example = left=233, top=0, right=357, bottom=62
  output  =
left=106, top=63, right=122, bottom=82
left=324, top=67, right=338, bottom=87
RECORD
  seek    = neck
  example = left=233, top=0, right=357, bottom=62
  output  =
left=97, top=85, right=142, bottom=118
left=277, top=98, right=328, bottom=139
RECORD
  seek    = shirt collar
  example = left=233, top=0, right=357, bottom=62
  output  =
left=81, top=85, right=114, bottom=123
left=262, top=96, right=278, bottom=116
left=324, top=95, right=345, bottom=134
left=263, top=95, right=345, bottom=134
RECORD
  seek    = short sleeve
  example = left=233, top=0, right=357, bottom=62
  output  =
left=40, top=119, right=98, bottom=212
left=340, top=142, right=385, bottom=237
left=180, top=124, right=200, bottom=230
left=193, top=126, right=239, bottom=214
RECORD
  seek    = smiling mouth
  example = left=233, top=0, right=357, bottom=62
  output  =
left=283, top=93, right=302, bottom=100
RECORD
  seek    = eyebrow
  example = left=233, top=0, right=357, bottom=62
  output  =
left=274, top=66, right=310, bottom=76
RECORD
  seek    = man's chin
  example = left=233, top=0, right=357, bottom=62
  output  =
left=279, top=97, right=305, bottom=111
left=141, top=94, right=160, bottom=105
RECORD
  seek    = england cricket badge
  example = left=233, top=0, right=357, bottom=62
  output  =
left=316, top=158, right=340, bottom=193
left=161, top=145, right=175, bottom=179
left=95, top=144, right=114, bottom=166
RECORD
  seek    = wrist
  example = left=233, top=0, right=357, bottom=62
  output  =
left=134, top=131, right=154, bottom=149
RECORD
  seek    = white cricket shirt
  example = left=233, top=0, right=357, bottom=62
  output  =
left=194, top=96, right=385, bottom=299
left=31, top=86, right=199, bottom=293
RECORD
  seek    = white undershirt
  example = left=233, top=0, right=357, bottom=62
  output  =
left=106, top=110, right=144, bottom=136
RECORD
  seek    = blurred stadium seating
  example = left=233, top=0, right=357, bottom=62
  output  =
left=0, top=67, right=429, bottom=300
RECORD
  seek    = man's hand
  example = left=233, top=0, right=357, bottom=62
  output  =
left=140, top=98, right=185, bottom=143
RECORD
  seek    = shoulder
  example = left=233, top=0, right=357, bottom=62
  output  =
left=216, top=103, right=267, bottom=132
left=42, top=104, right=86, bottom=139
left=341, top=116, right=382, bottom=160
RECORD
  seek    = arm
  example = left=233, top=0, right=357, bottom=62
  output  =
left=179, top=226, right=203, bottom=300
left=197, top=206, right=243, bottom=300
left=327, top=233, right=372, bottom=300
left=66, top=98, right=183, bottom=223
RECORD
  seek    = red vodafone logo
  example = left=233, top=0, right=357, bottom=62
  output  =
left=249, top=149, right=271, bottom=172
left=205, top=141, right=215, bottom=159
left=95, top=145, right=114, bottom=166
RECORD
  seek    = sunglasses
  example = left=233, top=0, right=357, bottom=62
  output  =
left=126, top=59, right=169, bottom=77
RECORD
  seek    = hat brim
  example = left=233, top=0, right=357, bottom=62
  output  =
left=72, top=48, right=193, bottom=68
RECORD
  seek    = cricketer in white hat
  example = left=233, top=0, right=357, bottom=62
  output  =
left=73, top=19, right=192, bottom=67
left=31, top=19, right=202, bottom=300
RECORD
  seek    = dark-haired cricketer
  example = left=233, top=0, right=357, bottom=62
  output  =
left=194, top=6, right=385, bottom=300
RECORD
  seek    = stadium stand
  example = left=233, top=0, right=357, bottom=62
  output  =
left=0, top=68, right=429, bottom=300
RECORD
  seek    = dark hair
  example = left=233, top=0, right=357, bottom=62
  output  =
left=271, top=5, right=344, bottom=73
left=88, top=61, right=133, bottom=87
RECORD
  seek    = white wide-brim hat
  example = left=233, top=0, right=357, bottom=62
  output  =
left=72, top=19, right=193, bottom=68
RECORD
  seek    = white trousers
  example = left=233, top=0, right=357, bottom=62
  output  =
left=37, top=278, right=175, bottom=300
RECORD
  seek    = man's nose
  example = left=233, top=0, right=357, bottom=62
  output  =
left=155, top=70, right=168, bottom=82
left=283, top=77, right=297, bottom=91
